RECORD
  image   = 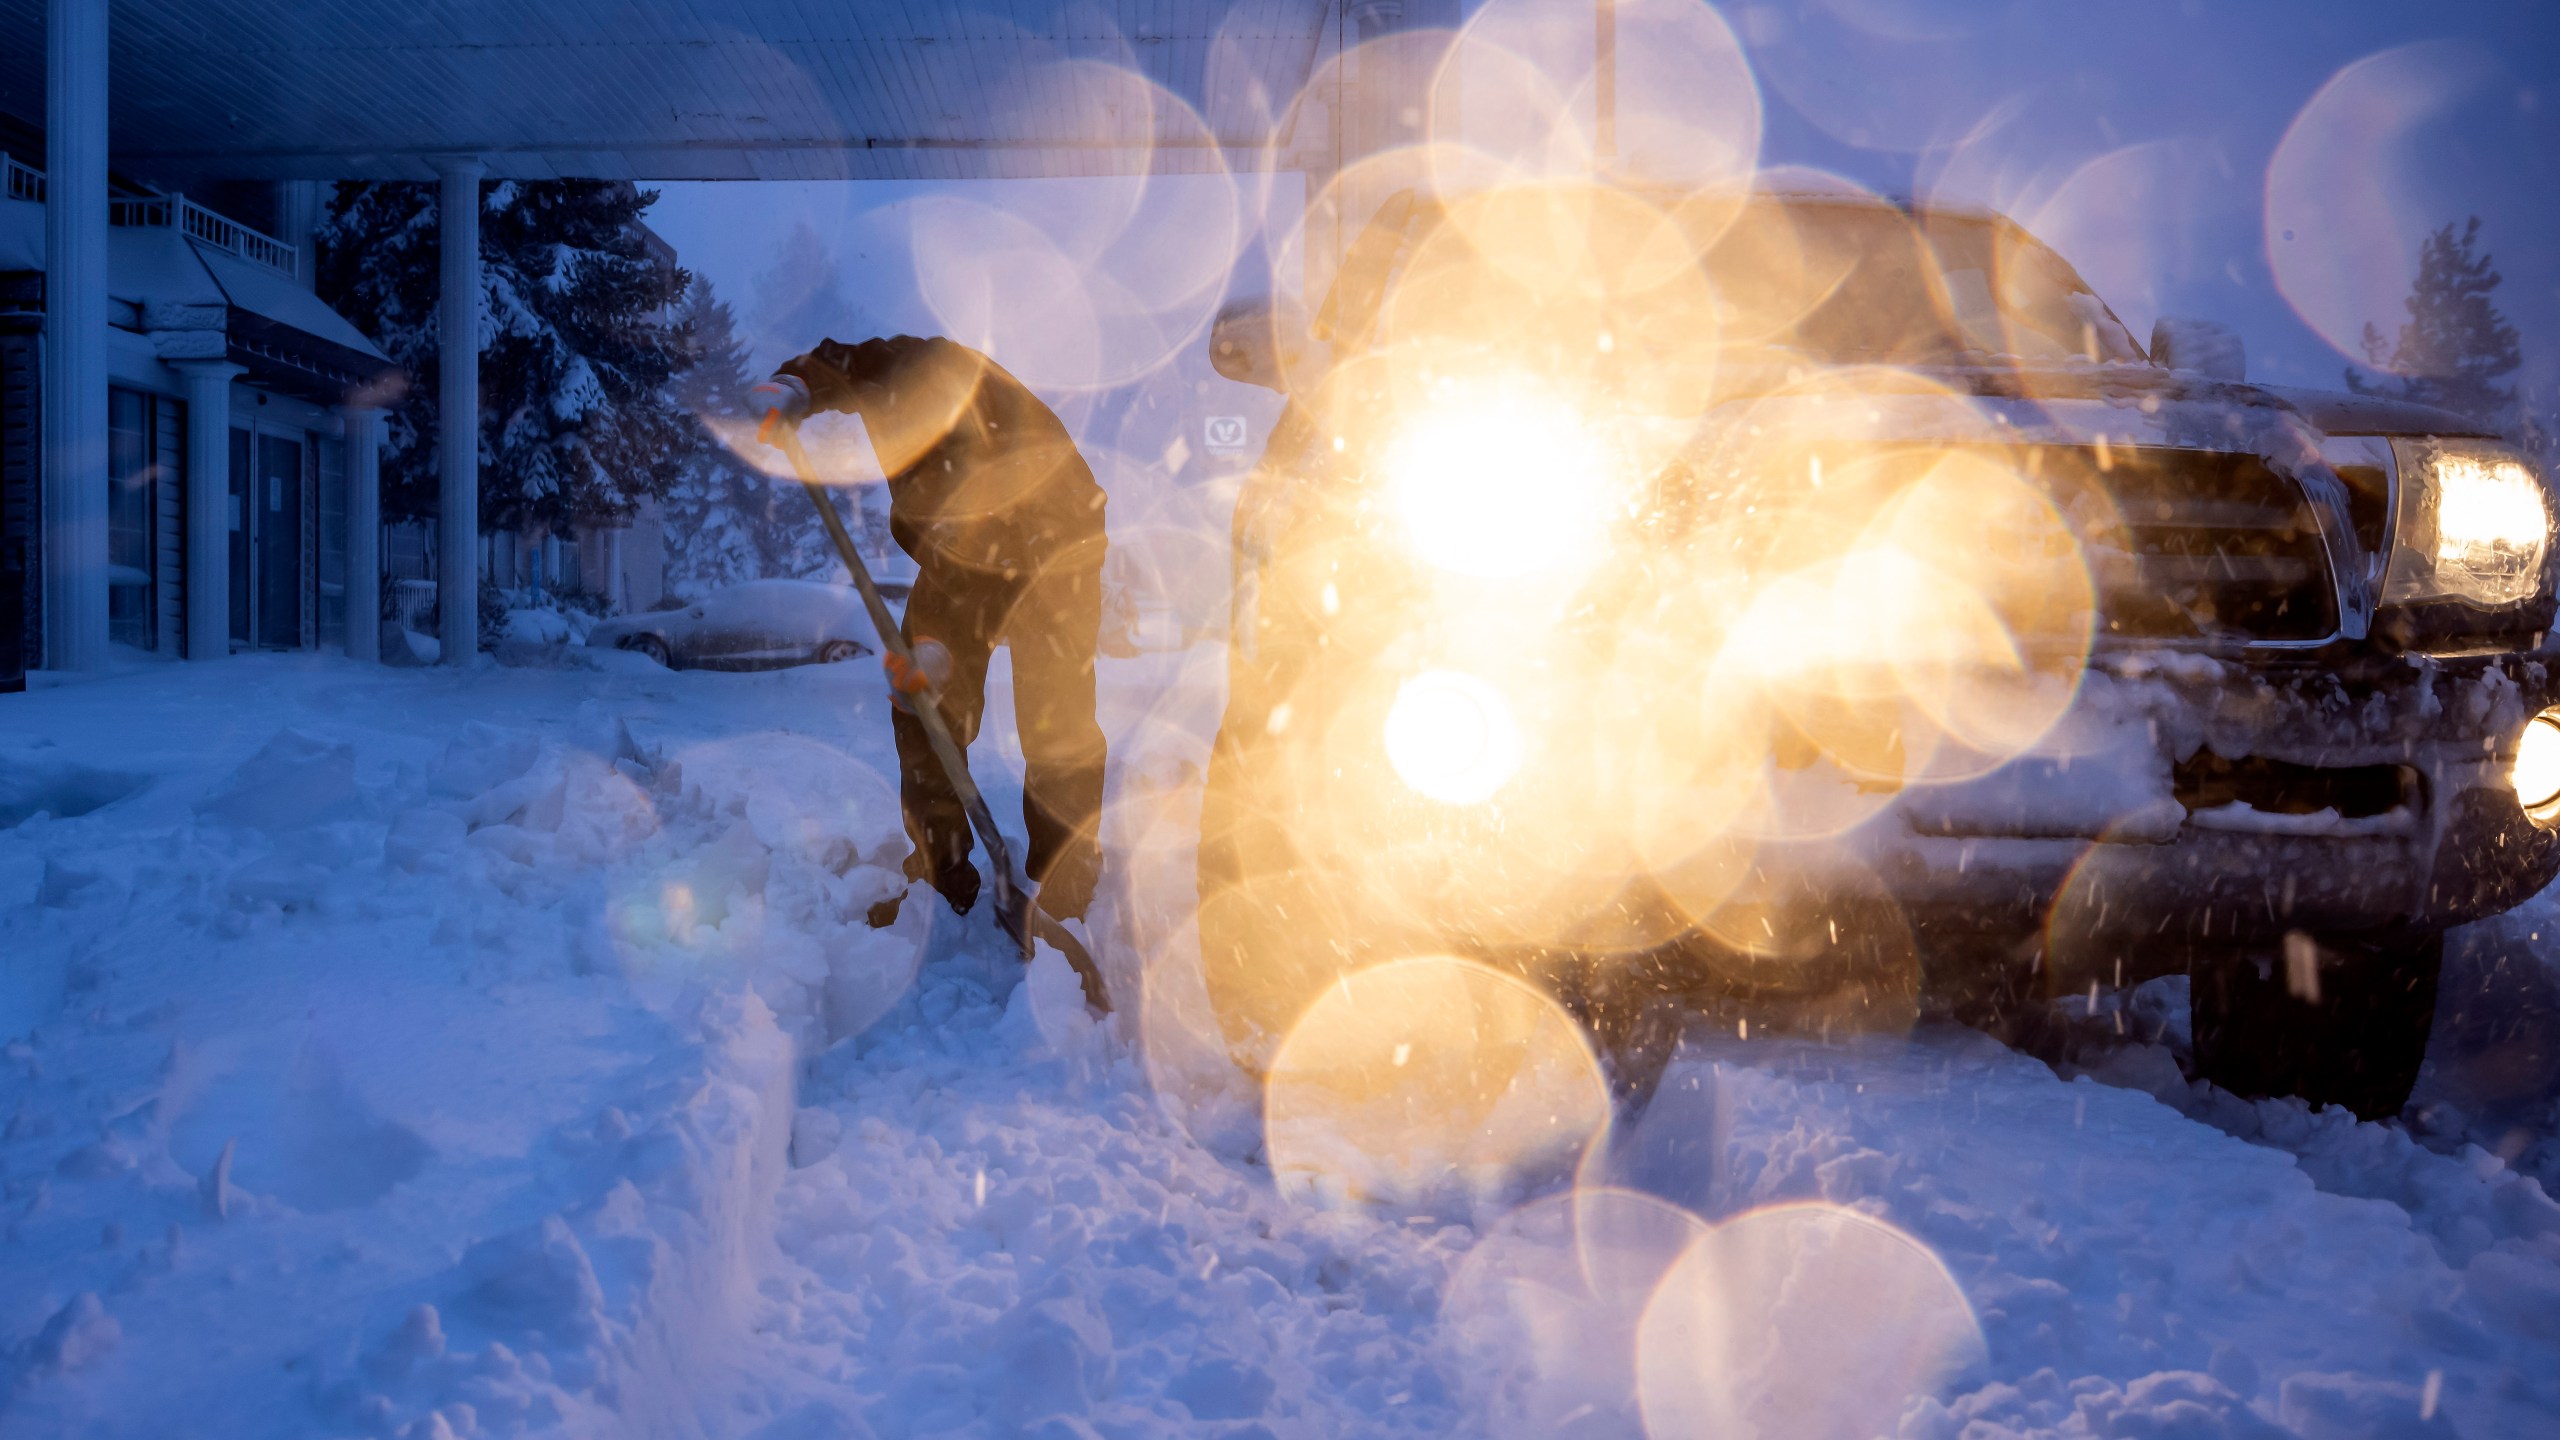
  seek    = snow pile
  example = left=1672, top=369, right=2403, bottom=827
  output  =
left=756, top=937, right=1471, bottom=1437
left=0, top=663, right=899, bottom=1434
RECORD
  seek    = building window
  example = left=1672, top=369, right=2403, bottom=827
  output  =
left=107, top=388, right=155, bottom=649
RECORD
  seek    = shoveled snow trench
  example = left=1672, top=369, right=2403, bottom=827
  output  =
left=2, top=652, right=2557, bottom=1438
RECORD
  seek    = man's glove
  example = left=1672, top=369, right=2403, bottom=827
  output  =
left=748, top=374, right=811, bottom=443
left=885, top=638, right=955, bottom=713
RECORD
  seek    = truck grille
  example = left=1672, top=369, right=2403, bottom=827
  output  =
left=2038, top=446, right=2338, bottom=644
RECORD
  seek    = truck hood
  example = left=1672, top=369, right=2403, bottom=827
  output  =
left=1714, top=360, right=2492, bottom=443
left=2254, top=385, right=2497, bottom=440
left=1867, top=361, right=2495, bottom=442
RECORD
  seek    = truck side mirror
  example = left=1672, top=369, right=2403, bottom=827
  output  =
left=1208, top=297, right=1310, bottom=392
left=2151, top=317, right=2246, bottom=382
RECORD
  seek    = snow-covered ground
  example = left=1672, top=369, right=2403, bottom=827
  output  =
left=4, top=648, right=2558, bottom=1438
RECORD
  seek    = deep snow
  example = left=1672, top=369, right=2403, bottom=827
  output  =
left=3, top=649, right=2558, bottom=1438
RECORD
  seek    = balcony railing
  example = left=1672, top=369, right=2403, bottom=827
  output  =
left=108, top=193, right=298, bottom=278
left=3, top=151, right=296, bottom=279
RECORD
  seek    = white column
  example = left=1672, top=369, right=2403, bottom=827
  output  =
left=340, top=406, right=381, bottom=662
left=272, top=180, right=321, bottom=286
left=41, top=0, right=109, bottom=671
left=172, top=360, right=242, bottom=660
left=435, top=156, right=483, bottom=664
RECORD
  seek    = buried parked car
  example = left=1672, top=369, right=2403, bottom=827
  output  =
left=585, top=579, right=888, bottom=671
left=1198, top=182, right=2560, bottom=1120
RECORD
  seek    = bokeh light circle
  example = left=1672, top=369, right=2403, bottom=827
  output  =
left=1636, top=1202, right=1986, bottom=1440
left=1385, top=670, right=1527, bottom=805
left=1442, top=1187, right=1711, bottom=1438
left=2265, top=41, right=2503, bottom=368
left=1264, top=955, right=1611, bottom=1214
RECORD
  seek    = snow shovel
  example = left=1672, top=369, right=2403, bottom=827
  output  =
left=760, top=416, right=1111, bottom=1014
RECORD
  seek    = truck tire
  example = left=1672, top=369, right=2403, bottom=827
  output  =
left=1918, top=929, right=2072, bottom=1066
left=2189, top=933, right=2442, bottom=1121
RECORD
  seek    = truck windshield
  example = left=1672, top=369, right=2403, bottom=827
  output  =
left=1698, top=199, right=2146, bottom=366
left=1325, top=192, right=2146, bottom=373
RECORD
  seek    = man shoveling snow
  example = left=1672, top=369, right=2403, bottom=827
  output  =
left=750, top=336, right=1110, bottom=937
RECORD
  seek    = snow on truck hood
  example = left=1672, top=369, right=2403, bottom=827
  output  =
left=1701, top=364, right=2333, bottom=453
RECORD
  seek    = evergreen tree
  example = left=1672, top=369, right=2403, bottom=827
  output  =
left=2351, top=216, right=2523, bottom=425
left=316, top=179, right=696, bottom=531
left=661, top=275, right=885, bottom=596
left=664, top=275, right=800, bottom=592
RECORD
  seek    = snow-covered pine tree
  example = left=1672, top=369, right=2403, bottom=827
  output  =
left=2351, top=216, right=2524, bottom=427
left=316, top=179, right=696, bottom=531
left=661, top=265, right=895, bottom=598
left=663, top=274, right=810, bottom=594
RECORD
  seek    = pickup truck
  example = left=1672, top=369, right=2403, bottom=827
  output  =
left=1199, top=183, right=2559, bottom=1120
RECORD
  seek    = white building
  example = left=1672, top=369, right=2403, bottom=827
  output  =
left=0, top=151, right=678, bottom=683
left=1, top=155, right=393, bottom=676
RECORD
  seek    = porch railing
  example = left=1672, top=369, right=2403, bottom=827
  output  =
left=3, top=151, right=297, bottom=280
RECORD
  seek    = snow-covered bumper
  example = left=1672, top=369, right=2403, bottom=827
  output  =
left=1796, top=652, right=2560, bottom=964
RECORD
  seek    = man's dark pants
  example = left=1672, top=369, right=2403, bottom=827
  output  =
left=891, top=553, right=1107, bottom=921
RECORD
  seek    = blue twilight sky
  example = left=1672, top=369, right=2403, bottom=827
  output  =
left=648, top=0, right=2560, bottom=415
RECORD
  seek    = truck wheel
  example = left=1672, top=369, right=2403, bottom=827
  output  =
left=1919, top=930, right=2071, bottom=1066
left=2189, top=934, right=2442, bottom=1122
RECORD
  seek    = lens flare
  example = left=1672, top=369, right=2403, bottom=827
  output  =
left=1263, top=955, right=1610, bottom=1213
left=1635, top=1203, right=1986, bottom=1440
left=1385, top=670, right=1526, bottom=805
left=905, top=59, right=1242, bottom=394
left=1278, top=654, right=1647, bottom=958
left=1442, top=1188, right=1711, bottom=1438
left=1384, top=378, right=1615, bottom=579
left=2014, top=139, right=2214, bottom=347
left=1442, top=0, right=1762, bottom=190
left=1750, top=2, right=2011, bottom=155
left=2265, top=41, right=2504, bottom=367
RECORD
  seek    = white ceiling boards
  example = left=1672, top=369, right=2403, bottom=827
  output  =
left=0, top=0, right=1333, bottom=181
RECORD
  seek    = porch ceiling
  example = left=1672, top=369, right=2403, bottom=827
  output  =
left=0, top=0, right=1333, bottom=183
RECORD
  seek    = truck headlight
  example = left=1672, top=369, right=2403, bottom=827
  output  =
left=1385, top=670, right=1523, bottom=804
left=2515, top=709, right=2560, bottom=821
left=2385, top=439, right=2551, bottom=608
left=1382, top=379, right=1614, bottom=579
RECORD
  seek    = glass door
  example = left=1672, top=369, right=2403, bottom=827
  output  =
left=228, top=426, right=251, bottom=647
left=106, top=389, right=154, bottom=649
left=256, top=432, right=304, bottom=649
left=317, top=435, right=346, bottom=650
